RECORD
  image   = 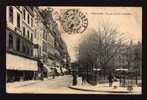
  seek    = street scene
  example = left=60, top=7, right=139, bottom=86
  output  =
left=6, top=6, right=142, bottom=94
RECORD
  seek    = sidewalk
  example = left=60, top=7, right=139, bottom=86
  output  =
left=69, top=80, right=142, bottom=94
left=6, top=75, right=73, bottom=94
left=6, top=79, right=43, bottom=88
left=6, top=75, right=67, bottom=88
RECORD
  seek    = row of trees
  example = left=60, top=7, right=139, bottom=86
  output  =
left=77, top=22, right=142, bottom=82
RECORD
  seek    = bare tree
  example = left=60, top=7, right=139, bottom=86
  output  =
left=78, top=22, right=127, bottom=80
left=132, top=41, right=142, bottom=85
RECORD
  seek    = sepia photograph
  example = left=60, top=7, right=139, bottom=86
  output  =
left=6, top=6, right=142, bottom=94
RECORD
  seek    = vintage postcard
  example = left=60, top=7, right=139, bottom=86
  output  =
left=6, top=6, right=142, bottom=94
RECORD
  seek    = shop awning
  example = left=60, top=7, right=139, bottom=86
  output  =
left=6, top=53, right=38, bottom=71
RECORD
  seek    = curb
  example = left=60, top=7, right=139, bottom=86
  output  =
left=68, top=86, right=130, bottom=94
left=15, top=80, right=43, bottom=88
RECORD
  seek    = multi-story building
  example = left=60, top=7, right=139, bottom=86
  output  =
left=114, top=41, right=142, bottom=74
left=33, top=7, right=66, bottom=78
left=33, top=7, right=43, bottom=59
left=39, top=8, right=71, bottom=70
left=134, top=41, right=142, bottom=76
left=6, top=6, right=38, bottom=82
left=6, top=6, right=71, bottom=82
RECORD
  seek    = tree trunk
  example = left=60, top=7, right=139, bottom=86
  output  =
left=135, top=70, right=138, bottom=85
left=103, top=68, right=106, bottom=80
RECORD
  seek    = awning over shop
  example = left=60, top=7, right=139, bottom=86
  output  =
left=6, top=53, right=38, bottom=71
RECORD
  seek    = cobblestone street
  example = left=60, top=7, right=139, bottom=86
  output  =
left=6, top=75, right=73, bottom=93
left=6, top=75, right=141, bottom=94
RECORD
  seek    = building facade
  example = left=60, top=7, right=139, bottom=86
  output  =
left=39, top=8, right=71, bottom=74
left=33, top=7, right=62, bottom=78
left=114, top=41, right=142, bottom=75
left=6, top=6, right=38, bottom=82
left=6, top=6, right=71, bottom=82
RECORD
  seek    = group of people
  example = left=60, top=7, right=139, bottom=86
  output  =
left=72, top=71, right=115, bottom=87
left=51, top=68, right=59, bottom=79
left=107, top=73, right=127, bottom=87
left=72, top=72, right=87, bottom=86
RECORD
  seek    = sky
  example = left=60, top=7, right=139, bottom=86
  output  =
left=39, top=7, right=142, bottom=62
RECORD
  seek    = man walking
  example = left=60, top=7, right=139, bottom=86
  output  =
left=108, top=73, right=113, bottom=87
left=72, top=71, right=77, bottom=86
left=81, top=72, right=86, bottom=85
left=52, top=68, right=55, bottom=79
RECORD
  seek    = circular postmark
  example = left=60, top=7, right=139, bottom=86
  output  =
left=59, top=9, right=88, bottom=34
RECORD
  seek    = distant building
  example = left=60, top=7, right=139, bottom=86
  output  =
left=33, top=7, right=65, bottom=78
left=39, top=8, right=71, bottom=73
left=114, top=41, right=142, bottom=75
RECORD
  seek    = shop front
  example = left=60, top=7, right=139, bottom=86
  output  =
left=6, top=53, right=38, bottom=82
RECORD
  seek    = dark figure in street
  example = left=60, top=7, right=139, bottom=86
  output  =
left=81, top=72, right=86, bottom=85
left=108, top=73, right=113, bottom=87
left=119, top=74, right=122, bottom=87
left=72, top=72, right=77, bottom=86
left=122, top=75, right=126, bottom=87
left=52, top=68, right=55, bottom=79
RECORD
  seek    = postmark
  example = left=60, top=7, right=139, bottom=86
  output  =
left=59, top=9, right=88, bottom=34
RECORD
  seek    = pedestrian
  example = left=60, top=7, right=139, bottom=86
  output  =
left=119, top=74, right=122, bottom=87
left=54, top=68, right=58, bottom=76
left=72, top=71, right=77, bottom=86
left=81, top=72, right=86, bottom=85
left=52, top=68, right=55, bottom=79
left=108, top=73, right=113, bottom=87
left=122, top=75, right=126, bottom=87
